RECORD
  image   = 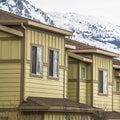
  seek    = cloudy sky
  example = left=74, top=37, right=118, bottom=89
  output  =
left=29, top=0, right=120, bottom=25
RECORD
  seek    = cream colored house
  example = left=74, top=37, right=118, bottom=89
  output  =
left=66, top=39, right=120, bottom=119
left=0, top=10, right=96, bottom=120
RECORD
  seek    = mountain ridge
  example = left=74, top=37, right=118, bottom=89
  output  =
left=0, top=0, right=120, bottom=56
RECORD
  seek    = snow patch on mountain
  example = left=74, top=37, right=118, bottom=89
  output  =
left=48, top=12, right=120, bottom=55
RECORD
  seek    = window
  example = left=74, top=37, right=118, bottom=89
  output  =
left=32, top=46, right=43, bottom=75
left=116, top=81, right=120, bottom=92
left=99, top=70, right=108, bottom=94
left=81, top=64, right=86, bottom=79
left=49, top=50, right=59, bottom=78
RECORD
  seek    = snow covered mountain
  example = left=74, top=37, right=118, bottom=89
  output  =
left=0, top=0, right=120, bottom=55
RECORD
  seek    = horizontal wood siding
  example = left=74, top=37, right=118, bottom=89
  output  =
left=25, top=28, right=66, bottom=98
left=0, top=39, right=22, bottom=59
left=25, top=64, right=64, bottom=98
left=93, top=83, right=112, bottom=110
left=79, top=82, right=87, bottom=104
left=68, top=61, right=78, bottom=101
left=113, top=94, right=120, bottom=111
left=79, top=62, right=92, bottom=105
left=113, top=69, right=120, bottom=112
left=92, top=54, right=113, bottom=111
left=68, top=82, right=78, bottom=101
left=0, top=63, right=21, bottom=108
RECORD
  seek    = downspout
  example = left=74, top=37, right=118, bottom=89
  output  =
left=20, top=23, right=26, bottom=102
left=112, top=59, right=113, bottom=111
left=63, top=47, right=66, bottom=98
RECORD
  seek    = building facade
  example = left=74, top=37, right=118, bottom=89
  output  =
left=0, top=10, right=120, bottom=120
left=0, top=10, right=94, bottom=120
left=66, top=39, right=120, bottom=119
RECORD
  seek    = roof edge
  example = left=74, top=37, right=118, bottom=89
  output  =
left=0, top=24, right=23, bottom=37
left=27, top=20, right=73, bottom=36
left=68, top=52, right=92, bottom=63
left=68, top=49, right=119, bottom=57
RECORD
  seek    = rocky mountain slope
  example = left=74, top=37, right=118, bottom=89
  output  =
left=0, top=0, right=120, bottom=55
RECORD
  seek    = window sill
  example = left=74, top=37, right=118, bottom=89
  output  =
left=48, top=76, right=59, bottom=80
left=30, top=73, right=43, bottom=78
left=98, top=93, right=108, bottom=96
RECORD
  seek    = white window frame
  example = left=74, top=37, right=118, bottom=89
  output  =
left=81, top=64, right=86, bottom=80
left=98, top=69, right=108, bottom=94
left=32, top=45, right=43, bottom=76
left=49, top=49, right=59, bottom=78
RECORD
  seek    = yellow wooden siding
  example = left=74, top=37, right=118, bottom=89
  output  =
left=113, top=94, right=120, bottom=111
left=79, top=62, right=92, bottom=105
left=68, top=82, right=78, bottom=101
left=26, top=29, right=65, bottom=66
left=25, top=63, right=65, bottom=98
left=0, top=112, right=43, bottom=120
left=0, top=39, right=22, bottom=59
left=93, top=55, right=112, bottom=83
left=0, top=31, right=14, bottom=37
left=113, top=69, right=120, bottom=112
left=92, top=54, right=113, bottom=110
left=86, top=83, right=92, bottom=106
left=0, top=63, right=21, bottom=108
left=68, top=63, right=78, bottom=79
left=93, top=83, right=112, bottom=110
left=79, top=82, right=87, bottom=104
left=24, top=28, right=66, bottom=99
left=67, top=61, right=78, bottom=101
left=44, top=112, right=91, bottom=120
left=0, top=111, right=91, bottom=120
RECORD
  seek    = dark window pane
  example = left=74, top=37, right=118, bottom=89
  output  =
left=49, top=50, right=53, bottom=76
left=99, top=71, right=103, bottom=93
left=32, top=46, right=37, bottom=74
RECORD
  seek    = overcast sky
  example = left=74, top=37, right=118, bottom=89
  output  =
left=28, top=0, right=120, bottom=25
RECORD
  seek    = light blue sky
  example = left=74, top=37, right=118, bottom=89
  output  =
left=29, top=0, right=120, bottom=25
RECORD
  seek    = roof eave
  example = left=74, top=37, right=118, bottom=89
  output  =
left=68, top=49, right=119, bottom=57
left=0, top=24, right=23, bottom=37
left=113, top=65, right=120, bottom=69
left=0, top=20, right=73, bottom=36
left=68, top=52, right=92, bottom=63
left=27, top=20, right=73, bottom=36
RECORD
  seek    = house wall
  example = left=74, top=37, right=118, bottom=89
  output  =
left=44, top=112, right=91, bottom=120
left=0, top=31, right=22, bottom=108
left=67, top=58, right=92, bottom=106
left=92, top=54, right=113, bottom=111
left=24, top=28, right=67, bottom=99
left=67, top=59, right=79, bottom=102
left=0, top=111, right=91, bottom=120
left=79, top=63, right=92, bottom=106
left=113, top=69, right=120, bottom=111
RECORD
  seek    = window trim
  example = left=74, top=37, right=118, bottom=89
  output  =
left=98, top=68, right=108, bottom=95
left=116, top=80, right=120, bottom=92
left=81, top=63, right=86, bottom=80
left=31, top=44, right=43, bottom=77
left=48, top=48, right=59, bottom=80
